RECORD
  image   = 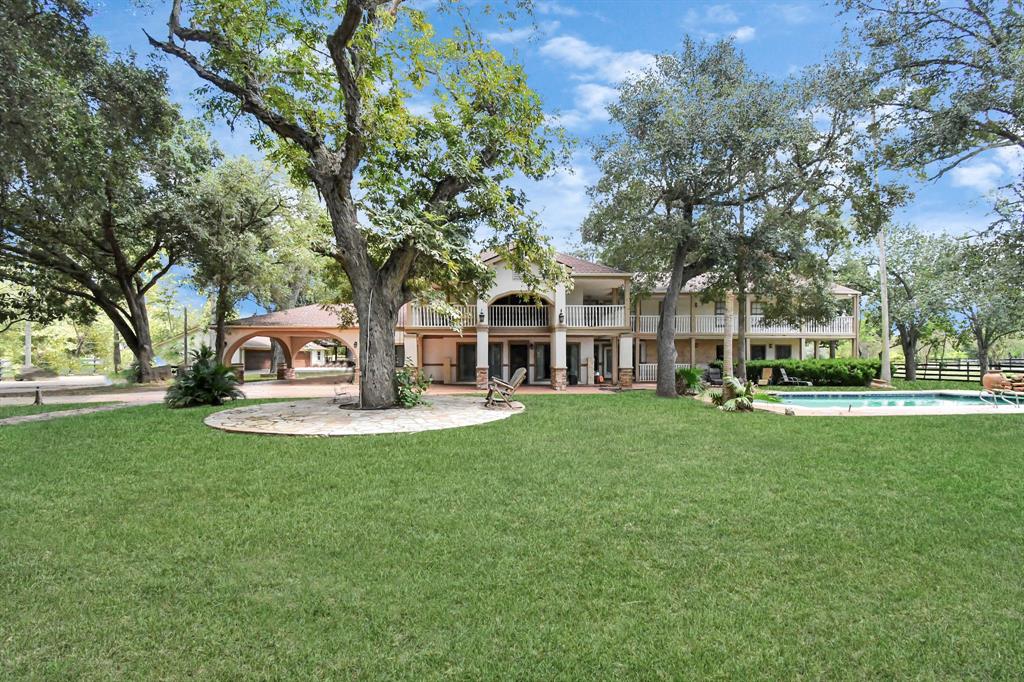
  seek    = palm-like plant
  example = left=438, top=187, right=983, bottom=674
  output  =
left=700, top=375, right=756, bottom=412
left=165, top=345, right=245, bottom=408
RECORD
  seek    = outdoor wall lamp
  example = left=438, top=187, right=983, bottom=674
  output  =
left=479, top=310, right=485, bottom=323
left=558, top=310, right=565, bottom=324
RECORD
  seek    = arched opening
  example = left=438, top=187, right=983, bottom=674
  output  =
left=487, top=293, right=552, bottom=328
left=223, top=333, right=295, bottom=373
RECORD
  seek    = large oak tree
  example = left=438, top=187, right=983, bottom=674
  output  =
left=584, top=40, right=854, bottom=396
left=0, top=0, right=216, bottom=381
left=148, top=0, right=566, bottom=408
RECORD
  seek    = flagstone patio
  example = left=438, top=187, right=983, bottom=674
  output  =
left=204, top=395, right=523, bottom=436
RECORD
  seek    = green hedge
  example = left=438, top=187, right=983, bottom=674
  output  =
left=713, top=358, right=880, bottom=386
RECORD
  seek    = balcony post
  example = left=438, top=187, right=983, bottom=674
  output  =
left=475, top=299, right=489, bottom=388
left=623, top=279, right=631, bottom=329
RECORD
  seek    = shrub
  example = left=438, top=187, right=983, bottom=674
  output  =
left=743, top=358, right=880, bottom=386
left=395, top=363, right=431, bottom=407
left=165, top=345, right=244, bottom=408
left=675, top=366, right=704, bottom=395
left=700, top=376, right=755, bottom=411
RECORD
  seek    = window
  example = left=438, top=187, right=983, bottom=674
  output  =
left=394, top=345, right=405, bottom=368
left=751, top=344, right=767, bottom=360
left=714, top=300, right=727, bottom=316
left=715, top=344, right=724, bottom=361
left=751, top=302, right=765, bottom=316
left=775, top=344, right=793, bottom=360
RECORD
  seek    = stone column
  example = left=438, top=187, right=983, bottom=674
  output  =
left=618, top=334, right=634, bottom=387
left=551, top=326, right=567, bottom=390
left=475, top=300, right=489, bottom=388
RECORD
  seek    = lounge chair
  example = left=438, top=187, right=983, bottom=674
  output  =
left=757, top=368, right=773, bottom=387
left=981, top=372, right=1024, bottom=406
left=703, top=367, right=724, bottom=386
left=485, top=367, right=527, bottom=407
left=778, top=368, right=812, bottom=386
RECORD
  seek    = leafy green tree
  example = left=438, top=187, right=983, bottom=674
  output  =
left=584, top=40, right=854, bottom=395
left=945, top=240, right=1024, bottom=372
left=843, top=0, right=1024, bottom=267
left=148, top=0, right=566, bottom=408
left=842, top=0, right=1023, bottom=181
left=869, top=225, right=954, bottom=380
left=701, top=193, right=845, bottom=380
left=188, top=157, right=284, bottom=357
left=0, top=0, right=216, bottom=381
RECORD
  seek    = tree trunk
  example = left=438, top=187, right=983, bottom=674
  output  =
left=214, top=286, right=229, bottom=365
left=354, top=287, right=403, bottom=409
left=656, top=222, right=693, bottom=398
left=974, top=326, right=991, bottom=374
left=900, top=329, right=918, bottom=382
left=828, top=341, right=837, bottom=359
left=736, top=290, right=748, bottom=381
left=723, top=297, right=734, bottom=378
left=122, top=291, right=157, bottom=382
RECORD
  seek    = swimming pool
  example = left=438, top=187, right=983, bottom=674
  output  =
left=778, top=391, right=999, bottom=409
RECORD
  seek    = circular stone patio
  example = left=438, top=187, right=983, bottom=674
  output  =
left=204, top=395, right=523, bottom=436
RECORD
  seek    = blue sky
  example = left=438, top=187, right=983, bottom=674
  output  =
left=87, top=0, right=1019, bottom=311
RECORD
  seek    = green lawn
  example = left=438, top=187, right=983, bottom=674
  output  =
left=2, top=393, right=1022, bottom=678
left=0, top=401, right=113, bottom=419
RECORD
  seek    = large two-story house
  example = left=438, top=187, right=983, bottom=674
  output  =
left=222, top=252, right=860, bottom=388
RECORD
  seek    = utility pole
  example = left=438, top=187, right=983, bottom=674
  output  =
left=871, top=108, right=892, bottom=384
left=23, top=321, right=32, bottom=370
left=113, top=330, right=121, bottom=373
left=183, top=308, right=189, bottom=366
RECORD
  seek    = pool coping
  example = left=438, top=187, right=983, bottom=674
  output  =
left=754, top=390, right=1024, bottom=417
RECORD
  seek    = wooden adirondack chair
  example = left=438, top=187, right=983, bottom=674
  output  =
left=485, top=367, right=527, bottom=407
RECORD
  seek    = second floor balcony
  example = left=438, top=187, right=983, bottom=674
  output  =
left=632, top=314, right=855, bottom=337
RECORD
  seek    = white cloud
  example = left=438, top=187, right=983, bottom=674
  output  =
left=549, top=83, right=619, bottom=130
left=771, top=3, right=813, bottom=25
left=705, top=4, right=739, bottom=24
left=730, top=26, right=756, bottom=43
left=950, top=162, right=1004, bottom=193
left=508, top=153, right=597, bottom=248
left=537, top=1, right=579, bottom=17
left=993, top=145, right=1024, bottom=175
left=539, top=36, right=656, bottom=83
left=486, top=20, right=560, bottom=44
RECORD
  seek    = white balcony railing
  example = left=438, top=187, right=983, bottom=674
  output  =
left=489, top=304, right=549, bottom=327
left=564, top=304, right=625, bottom=328
left=802, top=316, right=854, bottom=336
left=635, top=362, right=691, bottom=383
left=748, top=315, right=799, bottom=335
left=631, top=315, right=690, bottom=334
left=408, top=304, right=477, bottom=328
left=694, top=314, right=738, bottom=334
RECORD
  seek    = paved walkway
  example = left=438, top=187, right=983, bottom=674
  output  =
left=205, top=395, right=523, bottom=436
left=0, top=403, right=134, bottom=427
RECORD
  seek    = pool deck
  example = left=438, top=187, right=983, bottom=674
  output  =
left=755, top=390, right=1024, bottom=417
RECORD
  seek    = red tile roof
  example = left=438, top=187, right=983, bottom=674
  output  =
left=480, top=250, right=628, bottom=275
left=228, top=304, right=356, bottom=328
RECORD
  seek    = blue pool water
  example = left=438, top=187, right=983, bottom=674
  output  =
left=778, top=392, right=992, bottom=409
